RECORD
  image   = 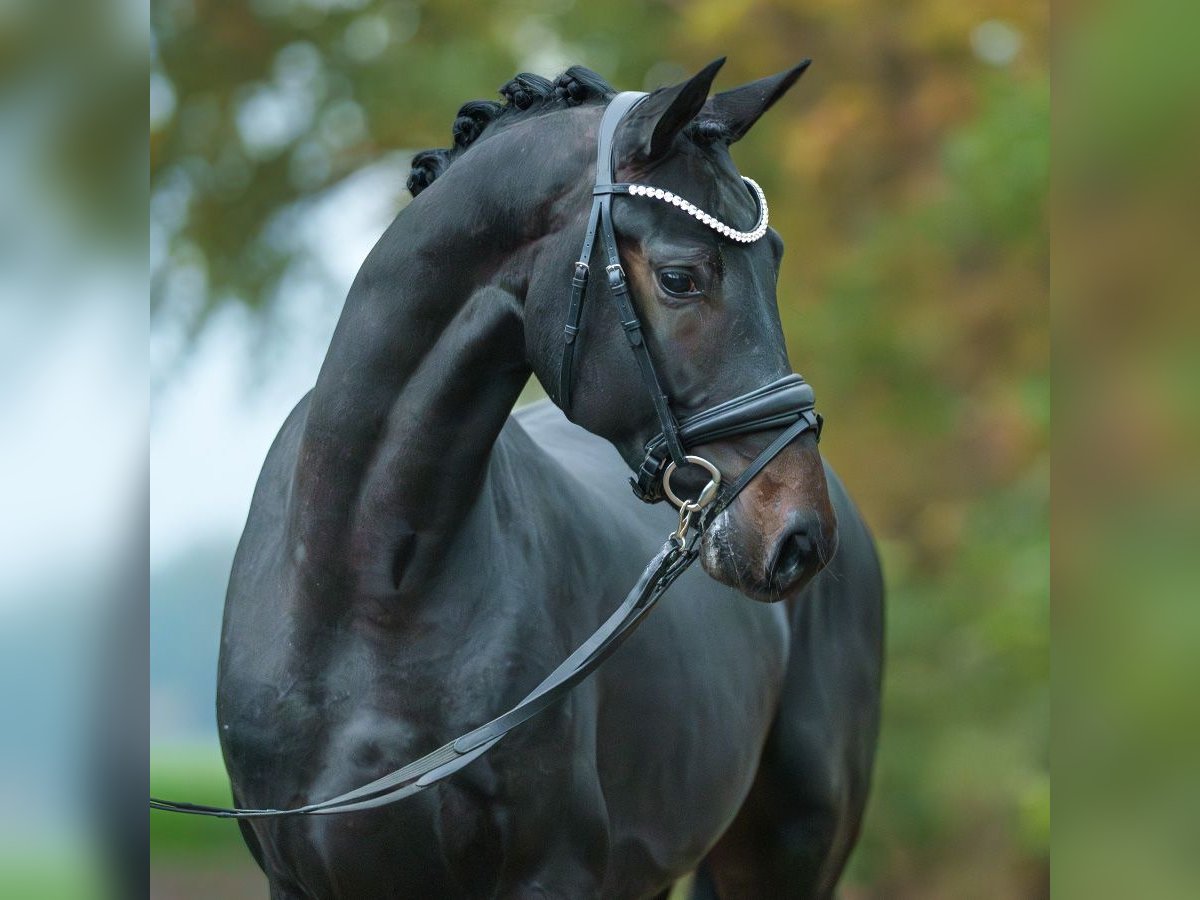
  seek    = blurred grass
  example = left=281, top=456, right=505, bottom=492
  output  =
left=151, top=746, right=248, bottom=860
left=150, top=748, right=268, bottom=899
left=0, top=853, right=104, bottom=900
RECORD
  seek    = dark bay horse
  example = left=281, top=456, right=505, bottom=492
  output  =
left=217, top=61, right=883, bottom=899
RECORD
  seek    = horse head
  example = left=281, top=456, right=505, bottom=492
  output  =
left=410, top=60, right=837, bottom=601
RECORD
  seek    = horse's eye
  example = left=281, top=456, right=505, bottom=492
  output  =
left=658, top=270, right=699, bottom=297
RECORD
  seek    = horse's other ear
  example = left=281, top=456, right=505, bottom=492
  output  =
left=626, top=57, right=726, bottom=162
left=704, top=59, right=811, bottom=144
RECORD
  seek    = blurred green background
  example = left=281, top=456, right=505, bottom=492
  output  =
left=150, top=0, right=1048, bottom=896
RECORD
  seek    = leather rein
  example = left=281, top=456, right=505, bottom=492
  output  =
left=150, top=91, right=823, bottom=820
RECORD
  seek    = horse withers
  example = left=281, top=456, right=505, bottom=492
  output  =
left=216, top=60, right=883, bottom=898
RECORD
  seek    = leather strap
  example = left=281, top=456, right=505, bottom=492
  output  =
left=558, top=92, right=645, bottom=408
left=632, top=374, right=822, bottom=503
left=558, top=92, right=688, bottom=470
left=557, top=192, right=603, bottom=405
left=151, top=538, right=696, bottom=819
left=699, top=414, right=819, bottom=530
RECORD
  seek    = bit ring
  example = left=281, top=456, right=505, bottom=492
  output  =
left=662, top=456, right=722, bottom=510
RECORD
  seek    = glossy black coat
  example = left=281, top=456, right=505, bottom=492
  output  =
left=217, top=65, right=883, bottom=899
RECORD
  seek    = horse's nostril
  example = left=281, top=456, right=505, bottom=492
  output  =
left=775, top=533, right=810, bottom=580
left=770, top=516, right=819, bottom=588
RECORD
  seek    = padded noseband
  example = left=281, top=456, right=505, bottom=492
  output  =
left=633, top=375, right=822, bottom=503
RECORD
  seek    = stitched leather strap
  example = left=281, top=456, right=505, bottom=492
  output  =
left=699, top=413, right=821, bottom=530
left=557, top=93, right=688, bottom=469
left=558, top=92, right=645, bottom=408
left=632, top=374, right=822, bottom=502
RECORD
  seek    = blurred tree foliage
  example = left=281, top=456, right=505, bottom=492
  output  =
left=151, top=0, right=1047, bottom=895
left=1054, top=2, right=1200, bottom=897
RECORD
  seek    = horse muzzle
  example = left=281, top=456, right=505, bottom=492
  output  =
left=696, top=430, right=838, bottom=602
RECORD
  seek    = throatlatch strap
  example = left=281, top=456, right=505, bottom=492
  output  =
left=559, top=92, right=644, bottom=407
left=558, top=92, right=687, bottom=468
left=557, top=195, right=602, bottom=405
left=596, top=204, right=688, bottom=467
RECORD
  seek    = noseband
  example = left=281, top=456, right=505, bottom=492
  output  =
left=150, top=92, right=826, bottom=821
left=558, top=92, right=822, bottom=535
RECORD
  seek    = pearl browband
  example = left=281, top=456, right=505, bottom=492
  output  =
left=623, top=176, right=769, bottom=244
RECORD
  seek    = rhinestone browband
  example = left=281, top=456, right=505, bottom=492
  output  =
left=626, top=176, right=769, bottom=244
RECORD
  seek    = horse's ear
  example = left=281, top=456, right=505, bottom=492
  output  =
left=625, top=57, right=726, bottom=162
left=703, top=60, right=811, bottom=144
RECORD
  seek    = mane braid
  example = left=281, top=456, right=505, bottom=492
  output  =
left=407, top=65, right=617, bottom=197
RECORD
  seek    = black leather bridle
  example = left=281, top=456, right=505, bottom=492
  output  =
left=558, top=91, right=821, bottom=512
left=150, top=92, right=824, bottom=820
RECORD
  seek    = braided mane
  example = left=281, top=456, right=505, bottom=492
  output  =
left=406, top=67, right=615, bottom=197
left=407, top=65, right=733, bottom=197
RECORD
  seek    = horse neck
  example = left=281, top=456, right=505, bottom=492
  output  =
left=289, top=174, right=537, bottom=589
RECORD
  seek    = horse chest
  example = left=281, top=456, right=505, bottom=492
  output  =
left=231, top=622, right=614, bottom=892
